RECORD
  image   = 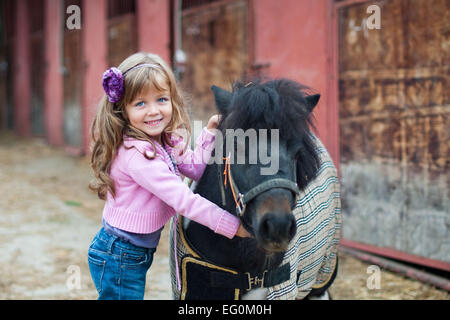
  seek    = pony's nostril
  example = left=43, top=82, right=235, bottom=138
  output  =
left=259, top=214, right=296, bottom=242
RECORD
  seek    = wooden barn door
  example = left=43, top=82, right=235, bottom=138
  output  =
left=29, top=0, right=45, bottom=136
left=178, top=0, right=248, bottom=122
left=107, top=0, right=137, bottom=68
left=336, top=0, right=450, bottom=269
left=63, top=0, right=83, bottom=148
left=0, top=0, right=15, bottom=130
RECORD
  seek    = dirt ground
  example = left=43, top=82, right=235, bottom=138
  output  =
left=0, top=132, right=448, bottom=300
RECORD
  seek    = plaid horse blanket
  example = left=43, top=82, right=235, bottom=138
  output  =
left=169, top=136, right=341, bottom=300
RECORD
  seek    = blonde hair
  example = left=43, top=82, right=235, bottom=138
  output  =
left=89, top=52, right=191, bottom=200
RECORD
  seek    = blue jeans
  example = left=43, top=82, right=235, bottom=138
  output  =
left=87, top=228, right=156, bottom=300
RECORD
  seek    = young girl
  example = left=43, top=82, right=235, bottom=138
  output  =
left=88, top=52, right=249, bottom=300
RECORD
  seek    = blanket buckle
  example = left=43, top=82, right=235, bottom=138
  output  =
left=246, top=270, right=267, bottom=290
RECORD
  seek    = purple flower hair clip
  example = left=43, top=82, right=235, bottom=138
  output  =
left=102, top=63, right=161, bottom=103
left=102, top=67, right=124, bottom=103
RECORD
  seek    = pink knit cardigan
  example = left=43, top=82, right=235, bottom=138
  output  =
left=102, top=128, right=240, bottom=239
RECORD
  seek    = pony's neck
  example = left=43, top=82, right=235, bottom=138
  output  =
left=189, top=163, right=286, bottom=272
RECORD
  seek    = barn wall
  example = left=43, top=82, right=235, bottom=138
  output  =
left=82, top=0, right=108, bottom=155
left=252, top=0, right=339, bottom=166
left=180, top=0, right=248, bottom=122
left=0, top=0, right=15, bottom=131
left=136, top=0, right=171, bottom=63
left=177, top=0, right=339, bottom=163
left=107, top=0, right=137, bottom=68
left=338, top=0, right=450, bottom=263
left=29, top=0, right=45, bottom=137
left=13, top=0, right=31, bottom=137
left=64, top=0, right=84, bottom=150
left=44, top=0, right=64, bottom=146
left=5, top=0, right=337, bottom=159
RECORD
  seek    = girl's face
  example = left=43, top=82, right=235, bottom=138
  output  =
left=125, top=86, right=173, bottom=143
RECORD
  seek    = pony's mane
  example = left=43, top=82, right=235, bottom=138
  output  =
left=220, top=78, right=321, bottom=190
left=222, top=78, right=316, bottom=142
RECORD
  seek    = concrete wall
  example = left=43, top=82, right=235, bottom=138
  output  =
left=341, top=162, right=450, bottom=263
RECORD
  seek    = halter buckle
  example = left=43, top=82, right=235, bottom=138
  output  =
left=236, top=193, right=246, bottom=216
left=246, top=271, right=267, bottom=290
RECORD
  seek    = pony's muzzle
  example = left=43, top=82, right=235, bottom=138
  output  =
left=258, top=213, right=296, bottom=252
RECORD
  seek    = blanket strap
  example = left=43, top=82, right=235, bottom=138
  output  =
left=210, top=263, right=291, bottom=291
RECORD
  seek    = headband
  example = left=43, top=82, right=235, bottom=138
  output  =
left=102, top=63, right=160, bottom=103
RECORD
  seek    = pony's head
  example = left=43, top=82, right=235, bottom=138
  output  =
left=211, top=79, right=321, bottom=252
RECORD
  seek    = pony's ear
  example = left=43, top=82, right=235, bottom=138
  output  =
left=305, top=94, right=320, bottom=113
left=211, top=85, right=232, bottom=115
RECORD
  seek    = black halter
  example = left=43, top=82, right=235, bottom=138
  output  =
left=177, top=154, right=298, bottom=297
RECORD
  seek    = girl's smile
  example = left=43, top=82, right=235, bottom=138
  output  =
left=144, top=119, right=163, bottom=127
left=125, top=86, right=173, bottom=143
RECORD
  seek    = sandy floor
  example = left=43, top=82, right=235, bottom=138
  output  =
left=0, top=132, right=448, bottom=300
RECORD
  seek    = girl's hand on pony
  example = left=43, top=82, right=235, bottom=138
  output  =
left=206, top=114, right=222, bottom=131
left=235, top=224, right=252, bottom=238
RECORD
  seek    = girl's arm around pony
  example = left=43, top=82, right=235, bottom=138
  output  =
left=125, top=145, right=239, bottom=239
left=168, top=115, right=221, bottom=181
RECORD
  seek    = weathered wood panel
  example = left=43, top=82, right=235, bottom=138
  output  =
left=63, top=0, right=83, bottom=147
left=338, top=0, right=450, bottom=264
left=180, top=0, right=248, bottom=122
left=107, top=10, right=137, bottom=68
left=0, top=0, right=15, bottom=130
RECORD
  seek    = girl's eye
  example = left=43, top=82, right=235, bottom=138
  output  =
left=135, top=101, right=145, bottom=107
left=158, top=97, right=169, bottom=103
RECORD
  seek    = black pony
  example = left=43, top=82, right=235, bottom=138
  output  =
left=171, top=79, right=322, bottom=299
